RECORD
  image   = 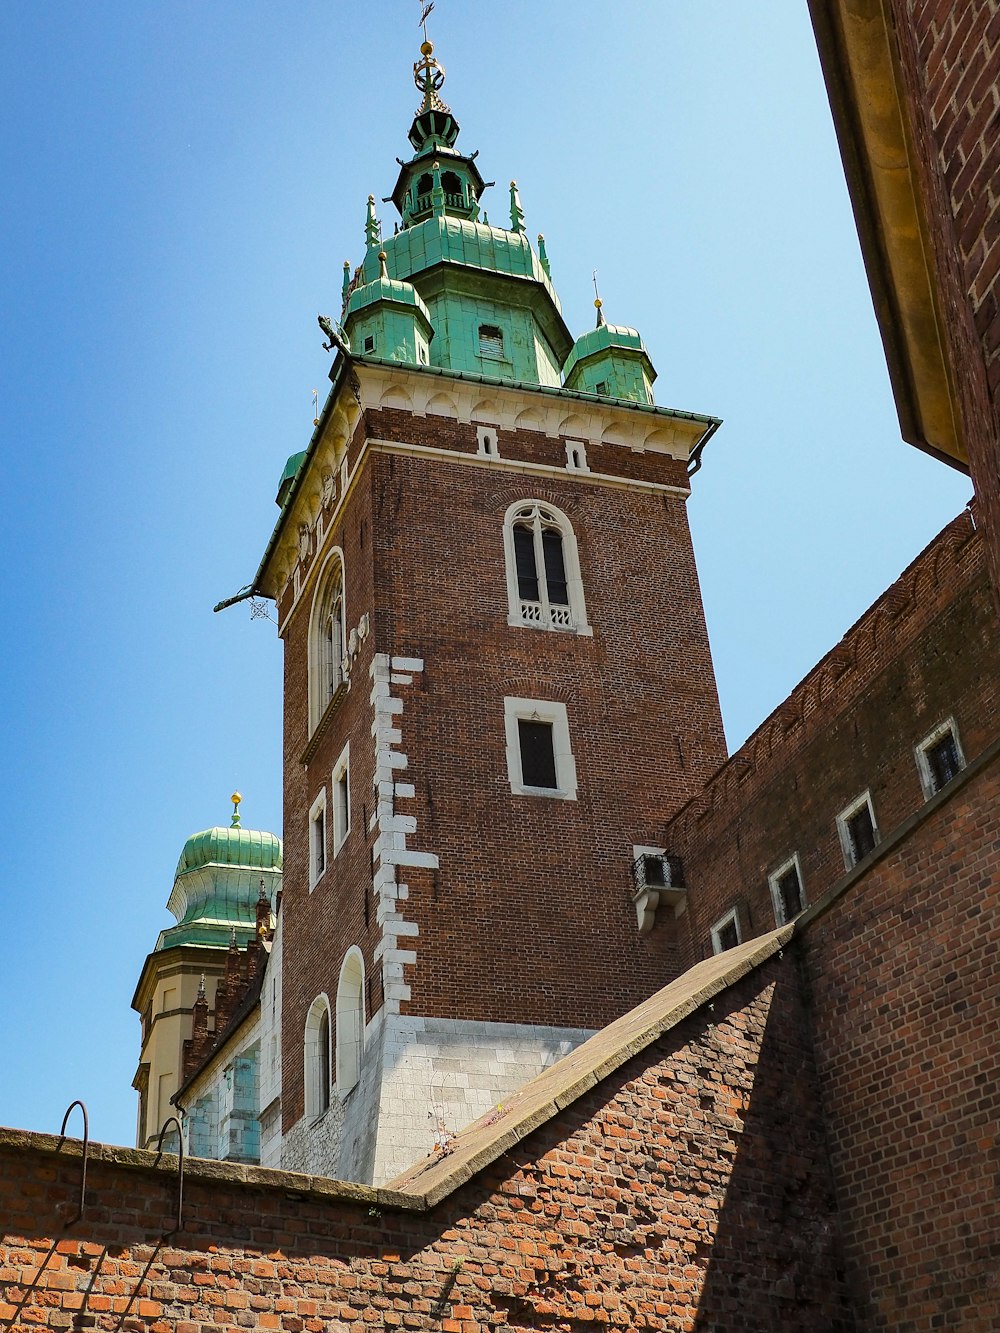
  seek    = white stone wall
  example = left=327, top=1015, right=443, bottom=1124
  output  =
left=257, top=915, right=283, bottom=1168
left=371, top=1014, right=594, bottom=1185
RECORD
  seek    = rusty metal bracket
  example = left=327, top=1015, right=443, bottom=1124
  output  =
left=152, top=1115, right=185, bottom=1238
left=56, top=1099, right=89, bottom=1227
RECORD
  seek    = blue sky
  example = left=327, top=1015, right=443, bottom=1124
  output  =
left=0, top=3, right=971, bottom=1148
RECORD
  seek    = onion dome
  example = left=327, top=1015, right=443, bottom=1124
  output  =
left=157, top=794, right=283, bottom=952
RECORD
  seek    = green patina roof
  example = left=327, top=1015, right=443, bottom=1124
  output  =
left=346, top=272, right=433, bottom=326
left=156, top=817, right=283, bottom=953
left=363, top=216, right=557, bottom=301
left=561, top=322, right=655, bottom=383
left=175, top=824, right=283, bottom=878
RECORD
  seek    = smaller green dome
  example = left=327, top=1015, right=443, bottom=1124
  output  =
left=175, top=825, right=283, bottom=878
left=346, top=271, right=432, bottom=327
left=561, top=323, right=649, bottom=380
left=562, top=317, right=657, bottom=405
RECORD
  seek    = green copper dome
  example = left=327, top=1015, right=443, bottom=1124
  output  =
left=156, top=806, right=283, bottom=953
left=175, top=824, right=283, bottom=878
left=562, top=314, right=657, bottom=405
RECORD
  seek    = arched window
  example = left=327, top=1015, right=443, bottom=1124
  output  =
left=503, top=501, right=590, bottom=634
left=336, top=948, right=366, bottom=1096
left=308, top=550, right=347, bottom=732
left=303, top=995, right=332, bottom=1118
left=416, top=172, right=433, bottom=197
left=441, top=170, right=463, bottom=200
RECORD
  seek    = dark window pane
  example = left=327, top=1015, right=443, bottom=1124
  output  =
left=541, top=528, right=569, bottom=605
left=518, top=719, right=557, bottom=789
left=847, top=804, right=876, bottom=863
left=513, top=524, right=539, bottom=600
left=318, top=1011, right=330, bottom=1112
left=927, top=733, right=961, bottom=792
left=313, top=811, right=325, bottom=876
left=777, top=866, right=803, bottom=921
left=717, top=919, right=739, bottom=952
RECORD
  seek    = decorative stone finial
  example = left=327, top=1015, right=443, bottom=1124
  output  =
left=365, top=195, right=381, bottom=250
left=229, top=926, right=238, bottom=949
left=509, top=180, right=525, bottom=234
left=342, top=259, right=352, bottom=305
left=537, top=233, right=550, bottom=278
left=230, top=792, right=242, bottom=827
left=197, top=974, right=206, bottom=1001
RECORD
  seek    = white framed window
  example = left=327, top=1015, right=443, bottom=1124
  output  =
left=503, top=500, right=590, bottom=634
left=836, top=790, right=879, bottom=869
left=476, top=425, right=500, bottom=458
left=504, top=697, right=577, bottom=800
left=565, top=440, right=589, bottom=472
left=303, top=994, right=332, bottom=1118
left=768, top=854, right=806, bottom=925
left=711, top=907, right=741, bottom=954
left=332, top=742, right=351, bottom=855
left=336, top=947, right=366, bottom=1096
left=309, top=788, right=327, bottom=889
left=915, top=718, right=965, bottom=799
left=307, top=548, right=347, bottom=733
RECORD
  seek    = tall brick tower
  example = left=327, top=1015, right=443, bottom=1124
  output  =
left=246, top=37, right=727, bottom=1183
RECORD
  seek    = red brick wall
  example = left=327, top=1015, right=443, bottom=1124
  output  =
left=0, top=954, right=854, bottom=1332
left=887, top=0, right=1000, bottom=593
left=804, top=747, right=1000, bottom=1329
left=665, top=511, right=998, bottom=961
left=277, top=403, right=728, bottom=1106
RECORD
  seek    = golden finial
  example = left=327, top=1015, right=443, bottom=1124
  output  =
left=231, top=792, right=242, bottom=827
left=421, top=39, right=433, bottom=56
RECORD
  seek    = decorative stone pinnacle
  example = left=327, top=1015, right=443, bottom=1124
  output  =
left=509, top=180, right=525, bottom=234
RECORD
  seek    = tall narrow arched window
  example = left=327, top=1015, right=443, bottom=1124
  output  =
left=336, top=948, right=366, bottom=1096
left=503, top=501, right=590, bottom=634
left=304, top=995, right=332, bottom=1118
left=308, top=550, right=347, bottom=732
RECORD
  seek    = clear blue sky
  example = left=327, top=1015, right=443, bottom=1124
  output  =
left=0, top=3, right=971, bottom=1148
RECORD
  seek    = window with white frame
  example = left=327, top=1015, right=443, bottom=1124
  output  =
left=504, top=697, right=577, bottom=800
left=309, top=789, right=327, bottom=889
left=336, top=948, right=366, bottom=1096
left=332, top=742, right=351, bottom=854
left=503, top=500, right=590, bottom=633
left=565, top=440, right=589, bottom=472
left=303, top=994, right=332, bottom=1118
left=711, top=907, right=741, bottom=954
left=768, top=854, right=806, bottom=925
left=308, top=550, right=347, bottom=732
left=836, top=790, right=879, bottom=869
left=476, top=425, right=500, bottom=458
left=915, top=718, right=965, bottom=799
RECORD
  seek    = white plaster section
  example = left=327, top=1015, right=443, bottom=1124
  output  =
left=371, top=1014, right=595, bottom=1185
left=369, top=652, right=436, bottom=1014
left=257, top=912, right=283, bottom=1168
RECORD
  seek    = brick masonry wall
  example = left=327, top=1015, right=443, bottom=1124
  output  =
left=0, top=954, right=855, bottom=1333
left=802, top=747, right=1000, bottom=1330
left=276, top=397, right=728, bottom=1151
left=887, top=0, right=1000, bottom=594
left=664, top=510, right=999, bottom=961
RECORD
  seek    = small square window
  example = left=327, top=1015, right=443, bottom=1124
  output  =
left=309, top=790, right=327, bottom=889
left=476, top=425, right=500, bottom=458
left=915, top=719, right=965, bottom=799
left=711, top=907, right=741, bottom=954
left=504, top=697, right=577, bottom=800
left=836, top=791, right=879, bottom=870
left=363, top=334, right=375, bottom=354
left=768, top=855, right=805, bottom=925
left=595, top=381, right=608, bottom=396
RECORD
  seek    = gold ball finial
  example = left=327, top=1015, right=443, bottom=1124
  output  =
left=594, top=298, right=603, bottom=309
left=378, top=250, right=388, bottom=261
left=231, top=791, right=242, bottom=807
left=421, top=39, right=433, bottom=56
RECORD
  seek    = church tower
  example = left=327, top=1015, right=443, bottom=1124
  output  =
left=248, top=37, right=727, bottom=1183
